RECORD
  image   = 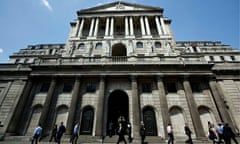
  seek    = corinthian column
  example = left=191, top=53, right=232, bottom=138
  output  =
left=88, top=18, right=95, bottom=37
left=129, top=16, right=134, bottom=36
left=78, top=18, right=85, bottom=38
left=155, top=16, right=162, bottom=36
left=144, top=16, right=151, bottom=36
left=93, top=18, right=99, bottom=37
left=156, top=76, right=169, bottom=138
left=110, top=17, right=114, bottom=36
left=39, top=77, right=57, bottom=130
left=66, top=77, right=81, bottom=135
left=183, top=78, right=205, bottom=138
left=125, top=16, right=129, bottom=36
left=140, top=16, right=146, bottom=36
left=160, top=17, right=167, bottom=35
left=105, top=17, right=110, bottom=37
left=131, top=76, right=141, bottom=138
left=95, top=76, right=106, bottom=136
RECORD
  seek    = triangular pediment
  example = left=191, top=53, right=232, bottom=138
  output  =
left=79, top=1, right=163, bottom=13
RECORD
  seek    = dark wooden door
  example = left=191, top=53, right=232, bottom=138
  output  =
left=143, top=109, right=157, bottom=136
left=80, top=108, right=94, bottom=134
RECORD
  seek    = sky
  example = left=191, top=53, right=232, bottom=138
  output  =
left=0, top=0, right=239, bottom=63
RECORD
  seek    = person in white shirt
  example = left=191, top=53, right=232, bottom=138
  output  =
left=70, top=121, right=80, bottom=144
left=167, top=123, right=174, bottom=144
left=31, top=124, right=43, bottom=144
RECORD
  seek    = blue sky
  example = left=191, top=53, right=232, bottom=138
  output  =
left=0, top=0, right=239, bottom=63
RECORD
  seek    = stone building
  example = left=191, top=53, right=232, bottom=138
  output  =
left=0, top=1, right=239, bottom=142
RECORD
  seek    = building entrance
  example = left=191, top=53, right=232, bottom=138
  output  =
left=107, top=90, right=129, bottom=135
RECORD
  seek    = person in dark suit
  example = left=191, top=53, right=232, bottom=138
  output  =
left=184, top=123, right=193, bottom=144
left=56, top=122, right=66, bottom=144
left=223, top=123, right=239, bottom=144
left=116, top=123, right=127, bottom=144
left=140, top=122, right=146, bottom=144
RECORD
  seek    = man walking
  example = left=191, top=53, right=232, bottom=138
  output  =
left=70, top=121, right=80, bottom=144
left=116, top=123, right=127, bottom=144
left=184, top=123, right=193, bottom=144
left=31, top=124, right=42, bottom=144
left=56, top=122, right=66, bottom=144
left=167, top=123, right=174, bottom=144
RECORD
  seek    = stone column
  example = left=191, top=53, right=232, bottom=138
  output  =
left=129, top=16, right=134, bottom=36
left=144, top=16, right=151, bottom=36
left=160, top=17, right=167, bottom=35
left=155, top=16, right=162, bottom=36
left=125, top=16, right=129, bottom=36
left=156, top=76, right=169, bottom=138
left=105, top=17, right=110, bottom=37
left=74, top=20, right=80, bottom=37
left=183, top=78, right=205, bottom=137
left=88, top=18, right=95, bottom=37
left=66, top=77, right=81, bottom=135
left=78, top=18, right=85, bottom=38
left=39, top=77, right=57, bottom=129
left=110, top=17, right=114, bottom=36
left=95, top=76, right=105, bottom=136
left=140, top=16, right=146, bottom=36
left=131, top=76, right=141, bottom=138
left=93, top=18, right=99, bottom=37
left=209, top=79, right=235, bottom=128
left=6, top=79, right=33, bottom=133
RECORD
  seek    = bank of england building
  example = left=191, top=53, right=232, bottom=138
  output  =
left=0, top=1, right=239, bottom=143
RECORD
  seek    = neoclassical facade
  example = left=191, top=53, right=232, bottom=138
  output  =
left=0, top=1, right=239, bottom=142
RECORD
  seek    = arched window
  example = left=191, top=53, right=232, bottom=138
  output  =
left=198, top=106, right=216, bottom=135
left=78, top=43, right=85, bottom=49
left=26, top=105, right=43, bottom=135
left=169, top=106, right=186, bottom=137
left=95, top=42, right=102, bottom=49
left=155, top=42, right=161, bottom=48
left=136, top=42, right=143, bottom=48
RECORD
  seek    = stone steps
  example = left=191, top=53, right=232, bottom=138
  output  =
left=0, top=135, right=227, bottom=144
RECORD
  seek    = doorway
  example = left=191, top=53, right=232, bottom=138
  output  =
left=107, top=90, right=129, bottom=135
left=143, top=106, right=157, bottom=136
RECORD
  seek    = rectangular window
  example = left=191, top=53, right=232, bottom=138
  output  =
left=166, top=83, right=177, bottom=93
left=86, top=83, right=96, bottom=92
left=63, top=83, right=73, bottom=92
left=142, top=83, right=152, bottom=93
left=209, top=56, right=214, bottom=61
left=230, top=56, right=235, bottom=61
left=190, top=82, right=202, bottom=93
left=220, top=56, right=225, bottom=61
left=40, top=82, right=50, bottom=92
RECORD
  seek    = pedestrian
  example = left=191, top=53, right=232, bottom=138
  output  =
left=216, top=123, right=224, bottom=144
left=56, top=122, right=66, bottom=144
left=116, top=123, right=127, bottom=144
left=70, top=121, right=80, bottom=144
left=223, top=123, right=239, bottom=144
left=31, top=124, right=43, bottom=144
left=167, top=123, right=174, bottom=144
left=140, top=121, right=146, bottom=144
left=184, top=123, right=193, bottom=144
left=208, top=123, right=217, bottom=144
left=49, top=124, right=57, bottom=142
left=127, top=122, right=132, bottom=143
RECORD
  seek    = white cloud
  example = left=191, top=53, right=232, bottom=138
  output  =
left=41, top=0, right=53, bottom=11
left=0, top=48, right=3, bottom=54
